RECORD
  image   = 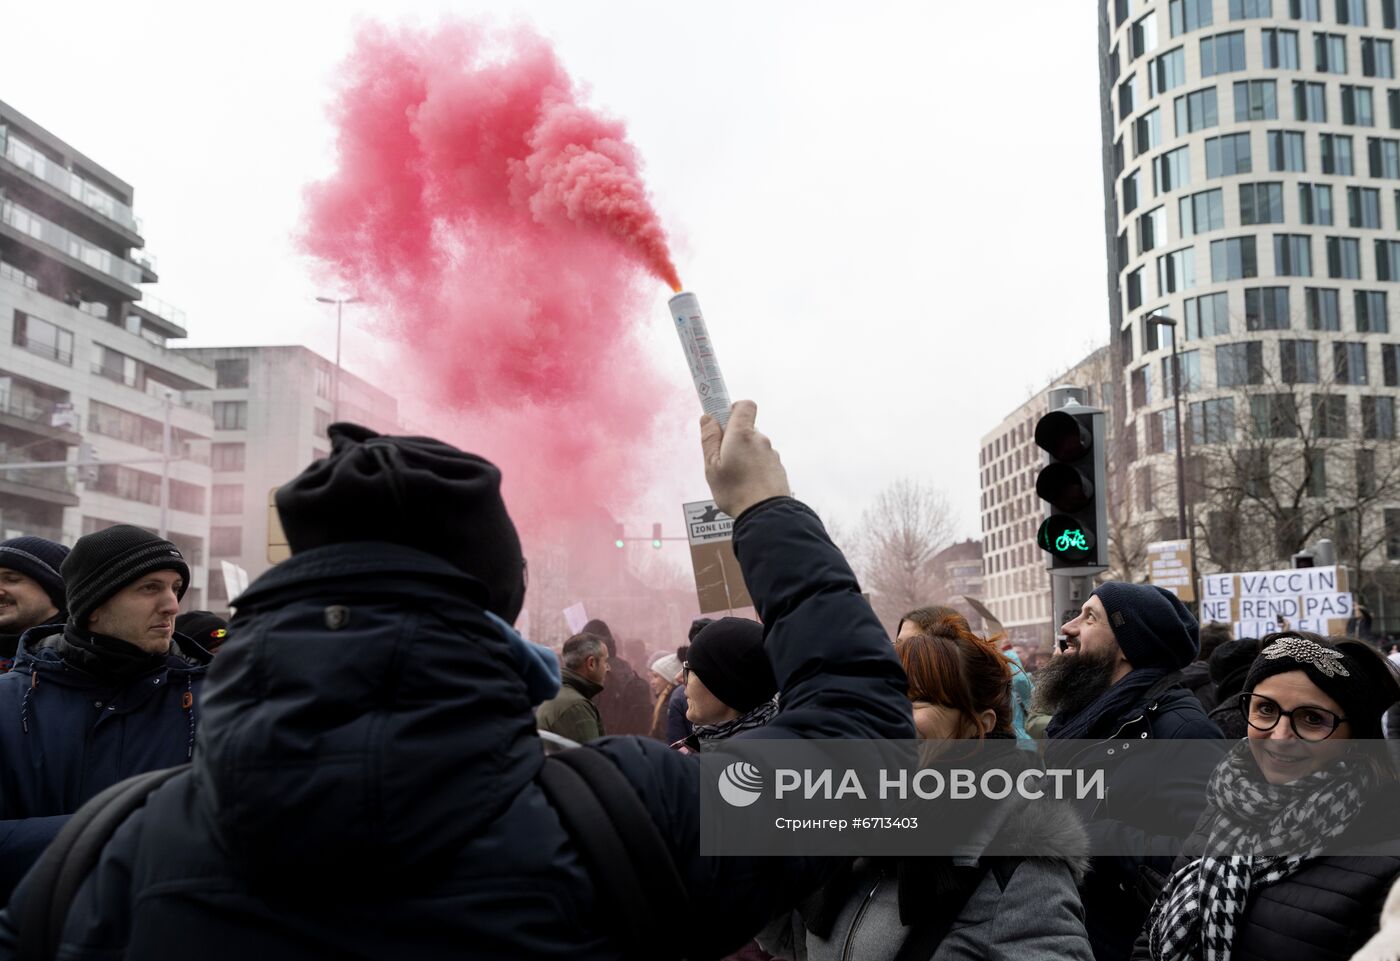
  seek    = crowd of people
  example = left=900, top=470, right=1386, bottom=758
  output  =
left=0, top=403, right=1399, bottom=960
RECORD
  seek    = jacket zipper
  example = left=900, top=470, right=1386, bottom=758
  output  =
left=841, top=878, right=881, bottom=961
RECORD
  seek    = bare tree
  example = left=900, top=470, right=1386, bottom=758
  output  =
left=852, top=479, right=957, bottom=633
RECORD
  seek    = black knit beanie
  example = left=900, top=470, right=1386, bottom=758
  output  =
left=1091, top=581, right=1199, bottom=670
left=62, top=525, right=189, bottom=627
left=0, top=536, right=69, bottom=614
left=275, top=423, right=525, bottom=622
left=1244, top=632, right=1400, bottom=739
left=687, top=617, right=776, bottom=713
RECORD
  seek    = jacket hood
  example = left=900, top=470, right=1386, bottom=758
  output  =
left=193, top=542, right=545, bottom=891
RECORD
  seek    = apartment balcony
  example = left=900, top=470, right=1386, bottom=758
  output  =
left=0, top=124, right=142, bottom=239
left=0, top=457, right=79, bottom=507
left=0, top=516, right=65, bottom=542
left=0, top=198, right=143, bottom=296
left=0, top=391, right=82, bottom=445
left=128, top=294, right=186, bottom=340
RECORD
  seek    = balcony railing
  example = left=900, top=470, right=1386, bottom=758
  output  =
left=0, top=462, right=75, bottom=495
left=135, top=295, right=186, bottom=328
left=0, top=516, right=65, bottom=543
left=90, top=361, right=141, bottom=388
left=1, top=200, right=144, bottom=286
left=0, top=125, right=141, bottom=232
left=13, top=332, right=73, bottom=366
left=0, top=391, right=66, bottom=428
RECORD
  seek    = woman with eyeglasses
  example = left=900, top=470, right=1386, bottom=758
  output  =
left=1135, top=631, right=1400, bottom=961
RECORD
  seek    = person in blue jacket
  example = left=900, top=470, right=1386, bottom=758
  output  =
left=0, top=525, right=203, bottom=903
left=0, top=402, right=916, bottom=960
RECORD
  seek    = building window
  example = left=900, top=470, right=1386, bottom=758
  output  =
left=1127, top=267, right=1145, bottom=310
left=1314, top=33, right=1348, bottom=73
left=1201, top=31, right=1248, bottom=75
left=1305, top=287, right=1341, bottom=329
left=1240, top=181, right=1285, bottom=223
left=1132, top=366, right=1153, bottom=407
left=1377, top=239, right=1400, bottom=280
left=1370, top=137, right=1400, bottom=177
left=1363, top=37, right=1395, bottom=77
left=1326, top=236, right=1363, bottom=279
left=215, top=358, right=249, bottom=389
left=91, top=345, right=142, bottom=389
left=1382, top=343, right=1400, bottom=385
left=1185, top=291, right=1231, bottom=339
left=1171, top=0, right=1214, bottom=34
left=1335, top=341, right=1369, bottom=384
left=210, top=526, right=241, bottom=556
left=212, top=400, right=248, bottom=431
left=1191, top=397, right=1237, bottom=443
left=1291, top=0, right=1322, bottom=18
left=1217, top=341, right=1265, bottom=386
left=1154, top=146, right=1192, bottom=194
left=212, top=484, right=244, bottom=514
left=1234, top=79, right=1279, bottom=122
left=211, top=442, right=246, bottom=472
left=1388, top=0, right=1400, bottom=27
left=314, top=408, right=332, bottom=437
left=1120, top=322, right=1136, bottom=365
left=1386, top=509, right=1400, bottom=560
left=1181, top=189, right=1226, bottom=234
left=1231, top=0, right=1274, bottom=16
left=1252, top=394, right=1301, bottom=438
left=1131, top=12, right=1160, bottom=58
left=1136, top=108, right=1164, bottom=156
left=1123, top=169, right=1142, bottom=214
left=1267, top=129, right=1307, bottom=170
left=1337, top=0, right=1368, bottom=25
left=1158, top=247, right=1198, bottom=293
left=1299, top=182, right=1335, bottom=224
left=1151, top=46, right=1189, bottom=96
left=1356, top=290, right=1390, bottom=331
left=314, top=365, right=332, bottom=400
left=1212, top=236, right=1259, bottom=280
left=1293, top=81, right=1328, bottom=121
left=1144, top=315, right=1164, bottom=352
left=1391, top=90, right=1400, bottom=129
left=1304, top=449, right=1327, bottom=498
left=1245, top=286, right=1290, bottom=329
left=1163, top=349, right=1204, bottom=392
left=1263, top=27, right=1302, bottom=68
left=1342, top=85, right=1377, bottom=126
left=1116, top=0, right=1137, bottom=27
left=1363, top=396, right=1397, bottom=439
left=1281, top=338, right=1321, bottom=382
left=1206, top=132, right=1253, bottom=176
left=1176, top=87, right=1220, bottom=134
left=1119, top=75, right=1139, bottom=120
left=12, top=312, right=74, bottom=366
left=1321, top=133, right=1355, bottom=174
left=1275, top=233, right=1313, bottom=276
left=1139, top=205, right=1169, bottom=252
left=1312, top=394, right=1348, bottom=436
left=1349, top=186, right=1383, bottom=227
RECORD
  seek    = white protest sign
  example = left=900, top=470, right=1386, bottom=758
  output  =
left=562, top=602, right=589, bottom=635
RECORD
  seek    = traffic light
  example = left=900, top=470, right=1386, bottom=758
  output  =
left=613, top=523, right=625, bottom=549
left=651, top=523, right=663, bottom=549
left=1033, top=402, right=1108, bottom=572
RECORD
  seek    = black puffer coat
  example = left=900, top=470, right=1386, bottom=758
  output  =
left=0, top=497, right=915, bottom=960
left=1131, top=784, right=1400, bottom=961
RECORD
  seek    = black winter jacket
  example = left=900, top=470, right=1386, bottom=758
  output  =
left=1131, top=785, right=1400, bottom=961
left=0, top=497, right=915, bottom=960
left=1049, top=680, right=1226, bottom=961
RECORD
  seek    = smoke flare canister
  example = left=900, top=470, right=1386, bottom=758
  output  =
left=669, top=291, right=732, bottom=427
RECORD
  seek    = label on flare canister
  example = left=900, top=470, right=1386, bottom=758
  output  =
left=669, top=291, right=732, bottom=427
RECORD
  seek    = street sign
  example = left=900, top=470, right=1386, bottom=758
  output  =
left=1147, top=539, right=1195, bottom=603
left=682, top=499, right=752, bottom=614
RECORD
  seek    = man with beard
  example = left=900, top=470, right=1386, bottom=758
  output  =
left=1034, top=582, right=1223, bottom=961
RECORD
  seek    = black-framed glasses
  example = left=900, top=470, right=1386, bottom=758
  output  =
left=1239, top=692, right=1347, bottom=742
left=681, top=665, right=692, bottom=683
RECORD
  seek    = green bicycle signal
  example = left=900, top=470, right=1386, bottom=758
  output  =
left=1055, top=528, right=1089, bottom=553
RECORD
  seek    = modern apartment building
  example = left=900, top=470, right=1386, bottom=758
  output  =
left=980, top=347, right=1113, bottom=651
left=1101, top=0, right=1400, bottom=617
left=0, top=99, right=214, bottom=606
left=178, top=345, right=400, bottom=611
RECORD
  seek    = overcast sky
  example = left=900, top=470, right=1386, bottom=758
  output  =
left=2, top=1, right=1109, bottom=543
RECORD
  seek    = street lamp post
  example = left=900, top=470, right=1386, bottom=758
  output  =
left=315, top=295, right=360, bottom=423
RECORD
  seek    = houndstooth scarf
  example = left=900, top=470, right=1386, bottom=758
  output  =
left=1147, top=743, right=1372, bottom=961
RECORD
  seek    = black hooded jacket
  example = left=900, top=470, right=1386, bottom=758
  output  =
left=0, top=497, right=915, bottom=960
